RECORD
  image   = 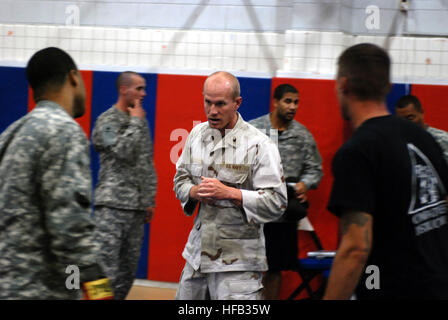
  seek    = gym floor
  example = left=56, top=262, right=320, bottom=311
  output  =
left=125, top=279, right=178, bottom=300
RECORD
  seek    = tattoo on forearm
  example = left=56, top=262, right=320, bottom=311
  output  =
left=340, top=211, right=370, bottom=236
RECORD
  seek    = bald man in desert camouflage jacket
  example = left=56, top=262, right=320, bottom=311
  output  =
left=0, top=48, right=101, bottom=299
left=174, top=72, right=287, bottom=300
left=92, top=71, right=157, bottom=300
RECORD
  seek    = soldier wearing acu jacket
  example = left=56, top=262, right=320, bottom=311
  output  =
left=395, top=94, right=448, bottom=165
left=92, top=71, right=157, bottom=300
left=0, top=47, right=110, bottom=299
left=249, top=84, right=323, bottom=299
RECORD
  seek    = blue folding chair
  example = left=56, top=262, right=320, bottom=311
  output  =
left=287, top=217, right=335, bottom=300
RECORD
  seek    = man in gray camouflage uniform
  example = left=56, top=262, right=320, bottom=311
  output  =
left=92, top=71, right=157, bottom=300
left=174, top=71, right=288, bottom=300
left=249, top=83, right=323, bottom=299
left=0, top=47, right=104, bottom=299
left=396, top=94, right=448, bottom=165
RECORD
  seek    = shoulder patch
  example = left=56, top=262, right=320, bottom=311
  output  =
left=101, top=124, right=118, bottom=147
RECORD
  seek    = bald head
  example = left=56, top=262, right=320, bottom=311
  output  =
left=202, top=71, right=242, bottom=135
left=203, top=71, right=241, bottom=100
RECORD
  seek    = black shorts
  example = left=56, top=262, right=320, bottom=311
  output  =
left=264, top=222, right=298, bottom=272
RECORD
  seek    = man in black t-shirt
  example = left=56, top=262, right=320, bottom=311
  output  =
left=323, top=43, right=448, bottom=300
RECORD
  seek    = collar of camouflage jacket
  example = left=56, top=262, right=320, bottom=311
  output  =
left=202, top=112, right=246, bottom=150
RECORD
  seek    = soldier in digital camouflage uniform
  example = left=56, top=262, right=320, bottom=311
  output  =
left=173, top=71, right=287, bottom=300
left=0, top=47, right=103, bottom=299
left=395, top=94, right=448, bottom=165
left=92, top=71, right=157, bottom=300
left=249, top=84, right=323, bottom=299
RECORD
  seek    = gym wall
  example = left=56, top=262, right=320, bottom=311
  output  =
left=1, top=0, right=448, bottom=299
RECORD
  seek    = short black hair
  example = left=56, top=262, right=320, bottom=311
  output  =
left=337, top=43, right=390, bottom=102
left=26, top=47, right=78, bottom=100
left=396, top=94, right=423, bottom=113
left=273, top=84, right=298, bottom=100
left=116, top=71, right=141, bottom=91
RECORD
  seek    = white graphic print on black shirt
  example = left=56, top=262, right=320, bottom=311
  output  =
left=407, top=143, right=448, bottom=236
